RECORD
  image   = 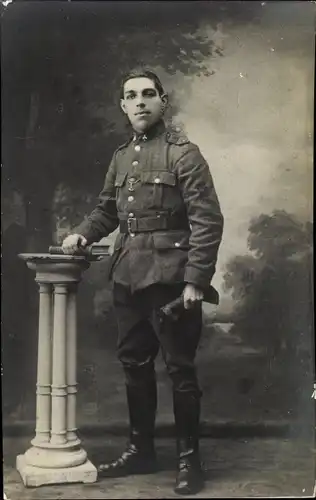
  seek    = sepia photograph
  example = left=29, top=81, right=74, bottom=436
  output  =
left=1, top=0, right=315, bottom=498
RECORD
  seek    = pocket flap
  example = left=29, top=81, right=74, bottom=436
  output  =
left=141, top=171, right=176, bottom=186
left=113, top=233, right=125, bottom=251
left=115, top=172, right=127, bottom=187
left=153, top=231, right=190, bottom=250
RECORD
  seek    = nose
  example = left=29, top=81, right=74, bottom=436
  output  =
left=135, top=96, right=145, bottom=108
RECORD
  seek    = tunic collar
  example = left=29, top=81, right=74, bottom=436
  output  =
left=132, top=119, right=166, bottom=143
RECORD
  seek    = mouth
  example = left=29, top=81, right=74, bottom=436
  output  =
left=135, top=111, right=151, bottom=117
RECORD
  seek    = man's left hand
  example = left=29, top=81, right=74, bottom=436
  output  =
left=183, top=283, right=204, bottom=310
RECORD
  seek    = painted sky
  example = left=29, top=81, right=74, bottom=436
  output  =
left=158, top=3, right=314, bottom=300
left=96, top=2, right=314, bottom=311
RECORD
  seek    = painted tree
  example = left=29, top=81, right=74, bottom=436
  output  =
left=2, top=1, right=240, bottom=248
left=223, top=210, right=313, bottom=365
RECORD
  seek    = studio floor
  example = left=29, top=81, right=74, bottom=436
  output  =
left=3, top=434, right=315, bottom=499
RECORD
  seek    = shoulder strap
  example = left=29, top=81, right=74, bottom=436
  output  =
left=164, top=128, right=190, bottom=174
left=166, top=129, right=190, bottom=146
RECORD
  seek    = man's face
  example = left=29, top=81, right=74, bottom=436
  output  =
left=120, top=77, right=167, bottom=133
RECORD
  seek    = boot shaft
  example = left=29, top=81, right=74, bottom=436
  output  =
left=125, top=378, right=157, bottom=451
left=173, top=390, right=201, bottom=438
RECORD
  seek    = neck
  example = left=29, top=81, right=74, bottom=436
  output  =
left=132, top=118, right=165, bottom=138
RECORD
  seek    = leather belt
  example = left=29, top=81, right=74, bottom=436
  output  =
left=119, top=213, right=189, bottom=234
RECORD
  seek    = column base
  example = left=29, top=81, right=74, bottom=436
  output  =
left=16, top=454, right=98, bottom=487
left=24, top=443, right=87, bottom=468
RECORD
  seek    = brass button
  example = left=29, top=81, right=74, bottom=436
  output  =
left=154, top=178, right=161, bottom=184
left=130, top=233, right=135, bottom=238
left=128, top=212, right=134, bottom=217
left=174, top=242, right=181, bottom=248
left=132, top=161, right=139, bottom=166
left=128, top=196, right=134, bottom=202
left=134, top=145, right=141, bottom=152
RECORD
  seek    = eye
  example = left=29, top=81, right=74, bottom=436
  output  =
left=143, top=89, right=157, bottom=98
left=125, top=94, right=135, bottom=100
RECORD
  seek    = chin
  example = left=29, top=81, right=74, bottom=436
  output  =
left=133, top=121, right=151, bottom=133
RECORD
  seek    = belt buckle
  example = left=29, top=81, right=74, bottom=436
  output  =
left=127, top=217, right=136, bottom=234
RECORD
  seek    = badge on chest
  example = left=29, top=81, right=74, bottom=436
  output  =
left=127, top=177, right=140, bottom=192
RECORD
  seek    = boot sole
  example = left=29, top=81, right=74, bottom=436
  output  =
left=98, top=464, right=159, bottom=479
left=174, top=485, right=204, bottom=496
left=174, top=478, right=205, bottom=496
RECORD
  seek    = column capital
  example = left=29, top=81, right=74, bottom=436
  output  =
left=19, top=253, right=91, bottom=284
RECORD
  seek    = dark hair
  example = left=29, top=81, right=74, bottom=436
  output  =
left=120, top=69, right=165, bottom=99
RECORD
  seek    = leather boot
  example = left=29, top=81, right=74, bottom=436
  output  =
left=97, top=380, right=158, bottom=478
left=173, top=390, right=205, bottom=495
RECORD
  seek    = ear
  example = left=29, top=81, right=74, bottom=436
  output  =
left=160, top=93, right=168, bottom=112
left=161, top=93, right=168, bottom=107
left=120, top=99, right=128, bottom=114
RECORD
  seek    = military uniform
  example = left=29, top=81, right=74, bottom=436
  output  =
left=76, top=119, right=223, bottom=492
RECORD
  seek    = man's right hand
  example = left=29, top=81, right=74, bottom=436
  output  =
left=62, top=234, right=88, bottom=254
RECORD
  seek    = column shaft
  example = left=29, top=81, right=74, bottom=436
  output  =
left=67, top=285, right=78, bottom=442
left=50, top=284, right=68, bottom=445
left=33, top=283, right=53, bottom=444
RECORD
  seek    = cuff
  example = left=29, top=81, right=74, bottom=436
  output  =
left=184, top=266, right=212, bottom=290
left=73, top=222, right=99, bottom=246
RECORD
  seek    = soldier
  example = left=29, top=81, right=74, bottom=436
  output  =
left=62, top=69, right=224, bottom=495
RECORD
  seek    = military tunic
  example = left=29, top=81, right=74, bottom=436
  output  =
left=75, top=118, right=224, bottom=414
left=77, top=120, right=224, bottom=295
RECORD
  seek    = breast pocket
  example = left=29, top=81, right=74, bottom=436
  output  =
left=115, top=172, right=128, bottom=188
left=140, top=170, right=177, bottom=208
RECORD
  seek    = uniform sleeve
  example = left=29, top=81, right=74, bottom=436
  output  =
left=75, top=153, right=119, bottom=244
left=174, top=144, right=224, bottom=289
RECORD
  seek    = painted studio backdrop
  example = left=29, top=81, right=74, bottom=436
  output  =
left=1, top=1, right=314, bottom=439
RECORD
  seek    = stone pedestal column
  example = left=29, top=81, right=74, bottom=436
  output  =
left=16, top=253, right=98, bottom=487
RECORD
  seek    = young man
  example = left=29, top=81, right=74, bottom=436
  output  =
left=62, top=69, right=224, bottom=495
